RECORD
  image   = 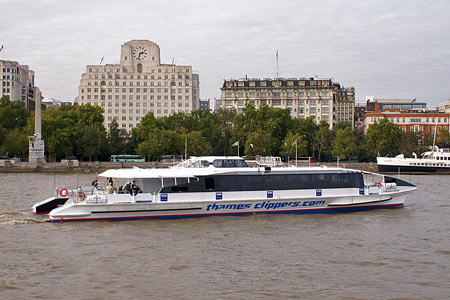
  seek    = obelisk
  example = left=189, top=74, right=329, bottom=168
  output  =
left=29, top=91, right=45, bottom=162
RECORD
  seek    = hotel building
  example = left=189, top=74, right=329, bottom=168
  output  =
left=220, top=77, right=354, bottom=129
left=0, top=60, right=42, bottom=111
left=78, top=40, right=200, bottom=132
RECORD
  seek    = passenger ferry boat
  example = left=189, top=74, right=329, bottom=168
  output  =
left=33, top=156, right=417, bottom=222
left=377, top=147, right=450, bottom=173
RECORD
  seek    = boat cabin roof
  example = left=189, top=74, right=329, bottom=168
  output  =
left=171, top=156, right=247, bottom=169
left=99, top=164, right=359, bottom=179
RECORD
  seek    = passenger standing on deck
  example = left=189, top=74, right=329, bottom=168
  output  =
left=131, top=180, right=140, bottom=196
left=124, top=182, right=131, bottom=194
left=77, top=186, right=84, bottom=202
left=91, top=177, right=99, bottom=189
left=106, top=183, right=114, bottom=194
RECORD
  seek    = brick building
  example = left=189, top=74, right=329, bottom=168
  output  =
left=363, top=111, right=450, bottom=137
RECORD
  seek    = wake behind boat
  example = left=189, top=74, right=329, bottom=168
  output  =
left=33, top=156, right=417, bottom=222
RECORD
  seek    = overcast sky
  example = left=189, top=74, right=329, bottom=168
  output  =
left=1, top=0, right=449, bottom=107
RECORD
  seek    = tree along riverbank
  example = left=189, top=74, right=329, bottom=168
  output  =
left=3, top=96, right=448, bottom=164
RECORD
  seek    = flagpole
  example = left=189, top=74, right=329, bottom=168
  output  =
left=296, top=142, right=298, bottom=167
left=238, top=143, right=239, bottom=157
left=185, top=135, right=187, bottom=161
left=276, top=50, right=279, bottom=79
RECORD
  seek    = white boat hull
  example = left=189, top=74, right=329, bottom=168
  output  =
left=377, top=149, right=450, bottom=173
left=49, top=190, right=412, bottom=223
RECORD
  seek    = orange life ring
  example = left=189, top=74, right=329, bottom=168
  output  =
left=60, top=188, right=69, bottom=197
left=375, top=182, right=383, bottom=188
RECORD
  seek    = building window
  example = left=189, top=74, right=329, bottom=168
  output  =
left=272, top=100, right=281, bottom=106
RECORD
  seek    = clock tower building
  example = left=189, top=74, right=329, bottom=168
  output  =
left=120, top=40, right=161, bottom=70
left=78, top=40, right=200, bottom=133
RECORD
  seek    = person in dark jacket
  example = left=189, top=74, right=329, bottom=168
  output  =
left=131, top=180, right=140, bottom=196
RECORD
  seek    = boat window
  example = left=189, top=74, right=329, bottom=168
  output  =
left=161, top=172, right=364, bottom=193
left=214, top=173, right=363, bottom=191
left=201, top=160, right=210, bottom=167
left=223, top=160, right=232, bottom=168
left=163, top=178, right=176, bottom=188
left=171, top=186, right=188, bottom=192
left=235, top=160, right=249, bottom=167
left=176, top=178, right=189, bottom=185
left=137, top=178, right=163, bottom=194
left=212, top=159, right=248, bottom=168
left=205, top=177, right=215, bottom=189
left=213, top=160, right=223, bottom=167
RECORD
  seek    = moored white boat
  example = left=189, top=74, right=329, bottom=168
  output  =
left=377, top=147, right=450, bottom=173
left=33, top=156, right=417, bottom=222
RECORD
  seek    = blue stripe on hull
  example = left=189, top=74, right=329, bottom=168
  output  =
left=49, top=203, right=404, bottom=223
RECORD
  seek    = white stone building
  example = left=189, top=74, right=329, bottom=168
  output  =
left=78, top=40, right=200, bottom=132
left=0, top=60, right=42, bottom=111
left=220, top=77, right=355, bottom=129
left=438, top=99, right=450, bottom=113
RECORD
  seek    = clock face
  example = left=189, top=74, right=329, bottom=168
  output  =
left=133, top=46, right=148, bottom=60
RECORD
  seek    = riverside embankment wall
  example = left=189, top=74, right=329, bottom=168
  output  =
left=0, top=160, right=379, bottom=173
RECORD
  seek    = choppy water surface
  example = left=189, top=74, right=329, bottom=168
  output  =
left=0, top=173, right=449, bottom=299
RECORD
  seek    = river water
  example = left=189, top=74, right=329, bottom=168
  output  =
left=0, top=173, right=449, bottom=299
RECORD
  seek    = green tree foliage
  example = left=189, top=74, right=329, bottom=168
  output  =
left=399, top=131, right=427, bottom=157
left=366, top=118, right=402, bottom=158
left=7, top=95, right=447, bottom=163
left=129, top=112, right=160, bottom=152
left=0, top=96, right=30, bottom=156
left=0, top=128, right=29, bottom=156
left=437, top=128, right=450, bottom=145
left=133, top=110, right=222, bottom=159
left=189, top=110, right=223, bottom=155
left=244, top=129, right=276, bottom=156
left=232, top=104, right=293, bottom=156
left=46, top=128, right=73, bottom=158
left=280, top=132, right=308, bottom=158
left=218, top=108, right=235, bottom=155
left=75, top=125, right=107, bottom=161
left=38, top=104, right=106, bottom=160
left=107, top=119, right=126, bottom=155
left=291, top=117, right=319, bottom=155
left=314, top=121, right=333, bottom=161
left=137, top=129, right=183, bottom=160
left=0, top=124, right=7, bottom=149
left=333, top=127, right=364, bottom=159
left=333, top=121, right=352, bottom=131
left=186, top=131, right=213, bottom=156
left=0, top=96, right=30, bottom=130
